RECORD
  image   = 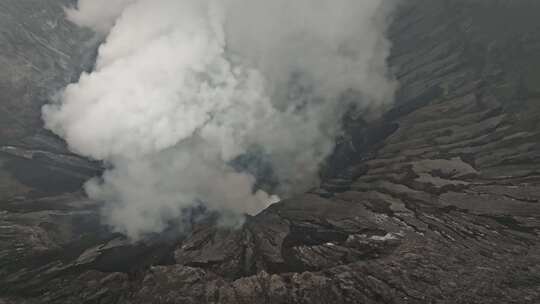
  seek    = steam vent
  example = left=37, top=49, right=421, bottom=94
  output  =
left=1, top=0, right=540, bottom=303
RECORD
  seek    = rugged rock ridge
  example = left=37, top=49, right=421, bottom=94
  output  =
left=1, top=0, right=540, bottom=303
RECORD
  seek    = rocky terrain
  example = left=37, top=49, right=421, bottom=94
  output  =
left=1, top=0, right=540, bottom=303
left=0, top=0, right=100, bottom=201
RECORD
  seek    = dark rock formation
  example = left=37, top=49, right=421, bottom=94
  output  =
left=2, top=0, right=540, bottom=303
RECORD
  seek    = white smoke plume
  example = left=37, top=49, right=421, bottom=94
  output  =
left=64, top=0, right=135, bottom=34
left=43, top=0, right=397, bottom=239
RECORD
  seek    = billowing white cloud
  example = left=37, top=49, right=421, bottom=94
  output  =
left=44, top=0, right=397, bottom=239
left=65, top=0, right=135, bottom=34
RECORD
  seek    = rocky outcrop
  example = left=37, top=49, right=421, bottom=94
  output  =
left=1, top=0, right=540, bottom=303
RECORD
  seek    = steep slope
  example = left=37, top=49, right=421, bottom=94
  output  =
left=0, top=0, right=100, bottom=201
left=0, top=0, right=109, bottom=296
left=1, top=0, right=540, bottom=303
